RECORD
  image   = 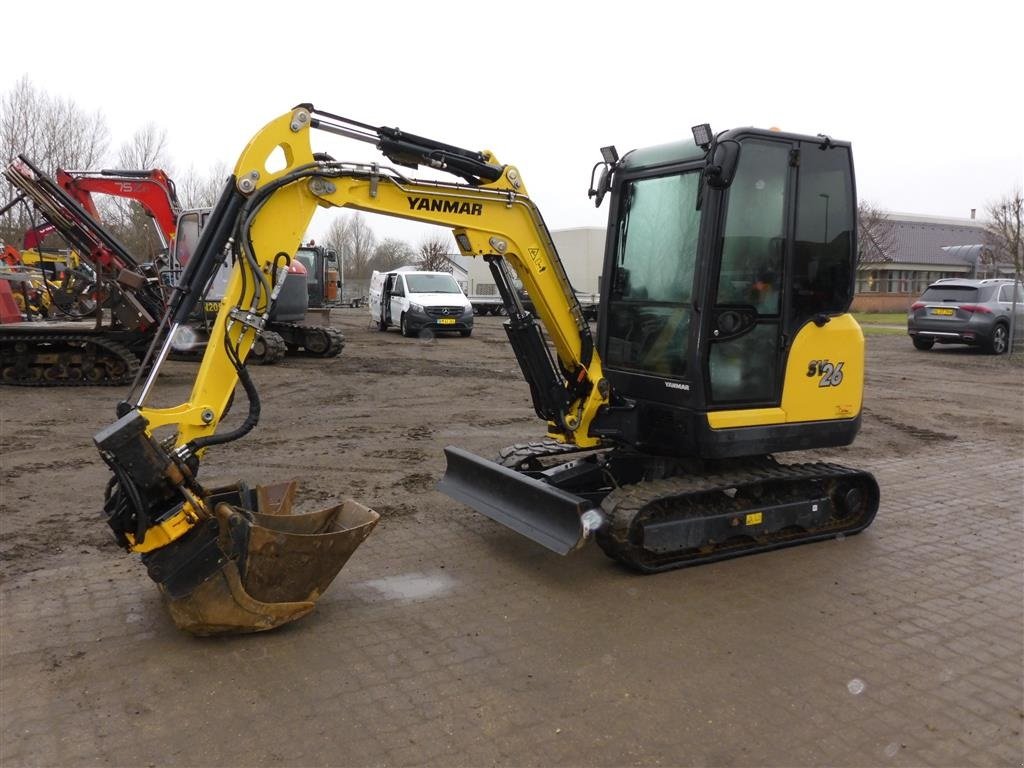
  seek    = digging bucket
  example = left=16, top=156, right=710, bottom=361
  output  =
left=436, top=446, right=602, bottom=555
left=157, top=481, right=379, bottom=636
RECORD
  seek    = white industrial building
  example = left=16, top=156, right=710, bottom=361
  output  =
left=458, top=227, right=606, bottom=298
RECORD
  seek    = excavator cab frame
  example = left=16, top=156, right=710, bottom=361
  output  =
left=591, top=129, right=864, bottom=458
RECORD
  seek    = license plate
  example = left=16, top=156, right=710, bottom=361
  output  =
left=931, top=307, right=955, bottom=316
left=438, top=318, right=456, bottom=325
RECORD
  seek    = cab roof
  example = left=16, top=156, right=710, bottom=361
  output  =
left=620, top=128, right=851, bottom=172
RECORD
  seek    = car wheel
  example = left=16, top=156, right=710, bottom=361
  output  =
left=912, top=337, right=934, bottom=351
left=400, top=313, right=414, bottom=337
left=460, top=329, right=472, bottom=337
left=986, top=323, right=1009, bottom=355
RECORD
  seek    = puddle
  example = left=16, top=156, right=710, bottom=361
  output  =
left=356, top=572, right=456, bottom=601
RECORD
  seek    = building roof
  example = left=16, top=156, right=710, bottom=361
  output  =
left=884, top=213, right=989, bottom=266
left=939, top=244, right=990, bottom=266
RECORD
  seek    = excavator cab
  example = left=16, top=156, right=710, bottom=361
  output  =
left=594, top=128, right=863, bottom=458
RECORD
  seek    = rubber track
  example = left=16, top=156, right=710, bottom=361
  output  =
left=275, top=323, right=345, bottom=358
left=249, top=330, right=287, bottom=365
left=0, top=332, right=141, bottom=387
left=596, top=459, right=878, bottom=573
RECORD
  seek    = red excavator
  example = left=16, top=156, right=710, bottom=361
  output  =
left=53, top=167, right=343, bottom=361
left=1, top=159, right=342, bottom=384
left=1, top=155, right=168, bottom=384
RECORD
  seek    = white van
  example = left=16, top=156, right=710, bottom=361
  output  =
left=369, top=269, right=474, bottom=337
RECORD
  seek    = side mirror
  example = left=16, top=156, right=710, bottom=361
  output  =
left=590, top=165, right=613, bottom=208
left=704, top=140, right=740, bottom=190
left=588, top=146, right=619, bottom=208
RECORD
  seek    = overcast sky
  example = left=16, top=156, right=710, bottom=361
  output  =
left=4, top=0, right=1022, bottom=247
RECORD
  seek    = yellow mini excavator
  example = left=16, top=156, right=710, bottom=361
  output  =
left=94, top=105, right=878, bottom=635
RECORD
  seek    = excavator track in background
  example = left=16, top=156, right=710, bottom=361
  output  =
left=246, top=329, right=288, bottom=365
left=0, top=331, right=141, bottom=386
left=596, top=458, right=879, bottom=573
left=273, top=323, right=345, bottom=359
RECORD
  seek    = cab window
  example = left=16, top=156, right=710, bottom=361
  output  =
left=296, top=251, right=318, bottom=287
left=714, top=139, right=787, bottom=314
left=173, top=212, right=202, bottom=269
left=789, top=142, right=855, bottom=326
left=707, top=139, right=790, bottom=404
left=604, top=170, right=702, bottom=378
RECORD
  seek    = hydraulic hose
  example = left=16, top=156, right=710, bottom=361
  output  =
left=185, top=348, right=261, bottom=453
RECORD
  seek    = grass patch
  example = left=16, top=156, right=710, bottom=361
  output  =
left=853, top=312, right=905, bottom=325
left=861, top=326, right=906, bottom=336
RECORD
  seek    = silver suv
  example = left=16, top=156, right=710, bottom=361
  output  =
left=907, top=278, right=1023, bottom=354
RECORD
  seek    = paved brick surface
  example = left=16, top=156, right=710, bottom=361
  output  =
left=3, top=447, right=1021, bottom=767
left=1, top=320, right=1022, bottom=767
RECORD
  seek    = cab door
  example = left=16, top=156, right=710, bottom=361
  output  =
left=706, top=135, right=857, bottom=410
left=389, top=274, right=406, bottom=323
left=705, top=138, right=792, bottom=406
left=600, top=167, right=703, bottom=396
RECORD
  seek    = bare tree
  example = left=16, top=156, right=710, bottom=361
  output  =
left=0, top=76, right=111, bottom=247
left=369, top=237, right=415, bottom=273
left=985, top=188, right=1023, bottom=351
left=89, top=123, right=176, bottom=258
left=322, top=215, right=352, bottom=266
left=0, top=76, right=42, bottom=164
left=177, top=161, right=231, bottom=209
left=857, top=200, right=896, bottom=266
left=985, top=188, right=1023, bottom=276
left=417, top=233, right=454, bottom=272
left=324, top=212, right=377, bottom=278
left=38, top=98, right=109, bottom=173
left=117, top=122, right=172, bottom=172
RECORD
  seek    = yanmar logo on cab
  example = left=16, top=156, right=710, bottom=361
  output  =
left=664, top=381, right=691, bottom=391
left=407, top=196, right=483, bottom=215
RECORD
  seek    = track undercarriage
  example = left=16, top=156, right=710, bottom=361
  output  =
left=0, top=328, right=145, bottom=386
left=444, top=439, right=879, bottom=572
left=272, top=322, right=345, bottom=359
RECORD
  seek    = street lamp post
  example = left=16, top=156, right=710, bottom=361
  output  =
left=819, top=193, right=831, bottom=244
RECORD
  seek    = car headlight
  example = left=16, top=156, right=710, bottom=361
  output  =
left=409, top=302, right=424, bottom=313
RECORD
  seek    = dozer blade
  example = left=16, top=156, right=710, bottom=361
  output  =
left=156, top=481, right=379, bottom=637
left=437, top=446, right=602, bottom=555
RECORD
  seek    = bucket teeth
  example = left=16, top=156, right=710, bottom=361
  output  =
left=155, top=481, right=379, bottom=636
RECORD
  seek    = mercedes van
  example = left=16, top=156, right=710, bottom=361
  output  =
left=369, top=269, right=474, bottom=337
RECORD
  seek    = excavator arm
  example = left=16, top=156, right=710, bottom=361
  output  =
left=55, top=167, right=181, bottom=250
left=93, top=105, right=608, bottom=635
left=122, top=106, right=608, bottom=448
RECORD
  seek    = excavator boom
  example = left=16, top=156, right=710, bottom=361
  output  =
left=55, top=167, right=182, bottom=250
left=94, top=105, right=611, bottom=633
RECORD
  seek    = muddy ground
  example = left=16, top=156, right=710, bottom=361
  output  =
left=1, top=312, right=1018, bottom=578
left=1, top=310, right=1021, bottom=767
